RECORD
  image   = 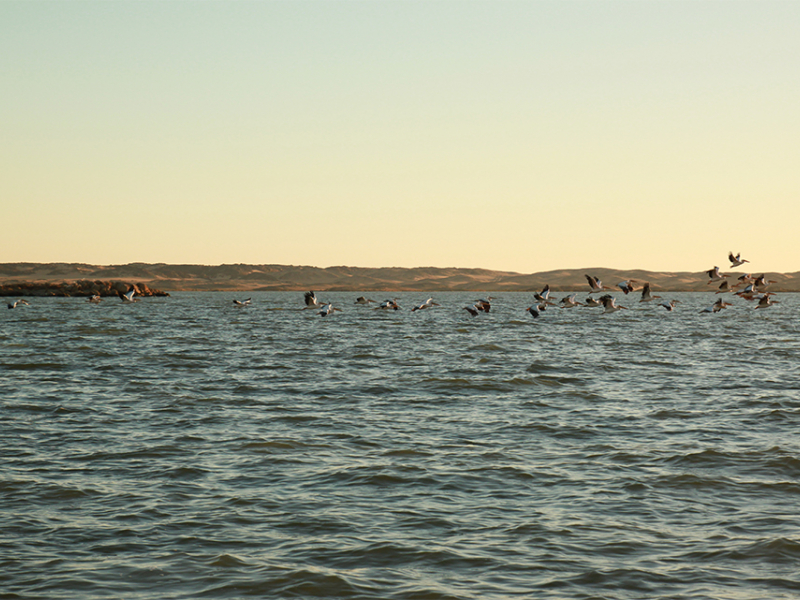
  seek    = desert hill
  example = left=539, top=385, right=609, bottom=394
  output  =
left=2, top=263, right=799, bottom=293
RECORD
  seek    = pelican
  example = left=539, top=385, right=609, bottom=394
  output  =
left=233, top=298, right=251, bottom=306
left=599, top=294, right=627, bottom=313
left=474, top=298, right=492, bottom=313
left=411, top=298, right=440, bottom=311
left=463, top=305, right=480, bottom=317
left=319, top=303, right=342, bottom=317
left=7, top=299, right=30, bottom=309
left=735, top=284, right=758, bottom=301
left=728, top=252, right=749, bottom=268
left=705, top=266, right=727, bottom=283
left=560, top=293, right=584, bottom=308
left=753, top=274, right=776, bottom=291
left=616, top=279, right=638, bottom=294
left=303, top=291, right=323, bottom=309
left=585, top=297, right=603, bottom=307
left=376, top=299, right=400, bottom=310
left=585, top=275, right=611, bottom=293
left=354, top=297, right=376, bottom=305
left=87, top=295, right=102, bottom=304
left=119, top=288, right=137, bottom=302
left=639, top=282, right=660, bottom=303
left=701, top=298, right=732, bottom=313
left=526, top=305, right=540, bottom=318
left=659, top=300, right=680, bottom=311
left=533, top=285, right=553, bottom=302
left=755, top=293, right=778, bottom=309
left=715, top=281, right=731, bottom=294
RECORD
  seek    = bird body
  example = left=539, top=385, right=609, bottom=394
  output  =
left=355, top=297, right=376, bottom=305
left=728, top=252, right=749, bottom=268
left=585, top=275, right=610, bottom=293
left=705, top=266, right=727, bottom=282
left=660, top=300, right=680, bottom=311
left=639, top=283, right=660, bottom=303
left=755, top=294, right=778, bottom=309
left=560, top=293, right=584, bottom=308
left=411, top=298, right=440, bottom=311
left=7, top=299, right=30, bottom=309
left=233, top=298, right=251, bottom=306
left=376, top=299, right=400, bottom=310
left=319, top=303, right=342, bottom=317
left=304, top=291, right=323, bottom=309
left=119, top=288, right=137, bottom=302
left=702, top=299, right=732, bottom=313
left=599, top=294, right=627, bottom=313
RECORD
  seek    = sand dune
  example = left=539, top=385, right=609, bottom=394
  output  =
left=1, top=262, right=798, bottom=293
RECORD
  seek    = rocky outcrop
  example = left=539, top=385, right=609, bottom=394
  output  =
left=0, top=280, right=170, bottom=298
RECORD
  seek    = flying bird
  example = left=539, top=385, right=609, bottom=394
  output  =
left=599, top=294, right=627, bottom=314
left=526, top=305, right=540, bottom=318
left=639, top=283, right=660, bottom=303
left=354, top=297, right=377, bottom=305
left=705, top=266, right=727, bottom=283
left=474, top=298, right=492, bottom=313
left=728, top=252, right=749, bottom=268
left=87, top=295, right=102, bottom=304
left=233, top=298, right=251, bottom=306
left=411, top=298, right=440, bottom=311
left=755, top=294, right=778, bottom=309
left=118, top=288, right=138, bottom=302
left=319, top=303, right=342, bottom=317
left=659, top=300, right=680, bottom=311
left=616, top=280, right=638, bottom=294
left=376, top=299, right=400, bottom=310
left=701, top=298, right=732, bottom=313
left=7, top=299, right=30, bottom=309
left=585, top=275, right=611, bottom=293
left=560, top=293, right=584, bottom=308
left=303, top=291, right=323, bottom=309
left=463, top=305, right=480, bottom=317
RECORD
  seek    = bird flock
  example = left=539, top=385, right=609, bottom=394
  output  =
left=3, top=252, right=785, bottom=315
left=289, top=251, right=782, bottom=318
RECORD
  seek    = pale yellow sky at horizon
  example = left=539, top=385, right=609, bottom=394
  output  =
left=2, top=1, right=799, bottom=273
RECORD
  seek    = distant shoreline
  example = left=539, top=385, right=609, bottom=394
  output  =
left=2, top=262, right=799, bottom=293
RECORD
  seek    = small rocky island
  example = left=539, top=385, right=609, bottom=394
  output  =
left=0, top=280, right=170, bottom=298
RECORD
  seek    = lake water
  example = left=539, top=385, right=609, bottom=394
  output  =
left=2, top=291, right=799, bottom=599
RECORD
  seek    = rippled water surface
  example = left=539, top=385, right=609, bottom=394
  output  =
left=2, top=291, right=800, bottom=599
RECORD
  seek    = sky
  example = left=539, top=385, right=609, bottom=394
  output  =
left=2, top=1, right=799, bottom=273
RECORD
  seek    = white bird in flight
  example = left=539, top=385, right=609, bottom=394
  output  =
left=233, top=298, right=251, bottom=306
left=755, top=293, right=778, bottom=309
left=303, top=291, right=327, bottom=309
left=659, top=300, right=680, bottom=311
left=376, top=299, right=400, bottom=310
left=7, top=299, right=30, bottom=309
left=701, top=298, right=732, bottom=313
left=705, top=266, right=728, bottom=283
left=560, top=293, right=584, bottom=308
left=319, top=303, right=342, bottom=317
left=728, top=252, right=749, bottom=268
left=411, top=298, right=440, bottom=311
left=585, top=275, right=611, bottom=293
left=639, top=283, right=660, bottom=303
left=119, top=288, right=137, bottom=302
left=599, top=294, right=627, bottom=314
